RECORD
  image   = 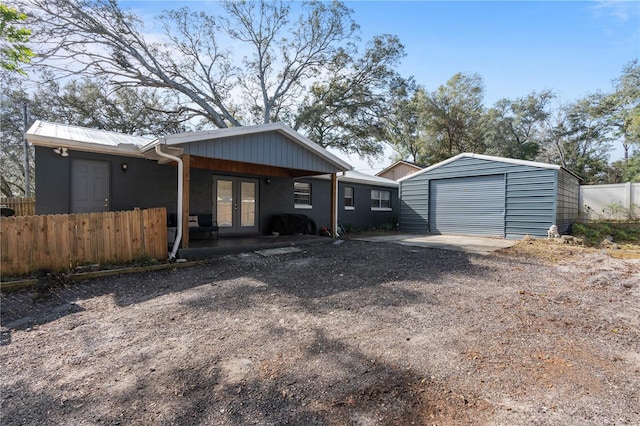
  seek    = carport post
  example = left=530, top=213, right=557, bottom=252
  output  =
left=331, top=173, right=338, bottom=238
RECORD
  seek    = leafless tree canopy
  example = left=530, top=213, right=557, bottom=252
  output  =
left=24, top=0, right=360, bottom=129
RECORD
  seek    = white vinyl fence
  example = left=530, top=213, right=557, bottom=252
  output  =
left=580, top=182, right=639, bottom=221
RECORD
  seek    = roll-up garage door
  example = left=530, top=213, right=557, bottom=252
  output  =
left=429, top=175, right=505, bottom=237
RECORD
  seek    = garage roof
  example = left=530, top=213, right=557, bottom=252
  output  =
left=398, top=153, right=580, bottom=182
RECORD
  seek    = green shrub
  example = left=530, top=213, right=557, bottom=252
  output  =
left=571, top=222, right=640, bottom=246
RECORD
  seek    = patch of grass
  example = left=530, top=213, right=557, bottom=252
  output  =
left=571, top=222, right=640, bottom=247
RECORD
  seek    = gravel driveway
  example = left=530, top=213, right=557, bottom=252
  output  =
left=1, top=239, right=639, bottom=425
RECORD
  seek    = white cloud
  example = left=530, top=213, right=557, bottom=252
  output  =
left=591, top=1, right=640, bottom=22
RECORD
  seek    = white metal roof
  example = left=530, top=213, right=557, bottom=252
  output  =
left=314, top=170, right=399, bottom=188
left=26, top=120, right=354, bottom=172
left=26, top=120, right=154, bottom=157
left=397, top=153, right=578, bottom=182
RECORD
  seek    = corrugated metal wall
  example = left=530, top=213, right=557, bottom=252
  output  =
left=182, top=131, right=337, bottom=173
left=399, top=178, right=429, bottom=232
left=504, top=168, right=556, bottom=238
left=400, top=156, right=574, bottom=238
left=556, top=169, right=580, bottom=233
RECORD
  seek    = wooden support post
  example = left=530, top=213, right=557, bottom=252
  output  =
left=181, top=154, right=191, bottom=249
left=331, top=173, right=338, bottom=238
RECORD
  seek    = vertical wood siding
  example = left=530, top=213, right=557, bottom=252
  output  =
left=183, top=131, right=337, bottom=173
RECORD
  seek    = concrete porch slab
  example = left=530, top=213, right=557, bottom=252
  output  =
left=255, top=247, right=302, bottom=257
left=352, top=234, right=517, bottom=255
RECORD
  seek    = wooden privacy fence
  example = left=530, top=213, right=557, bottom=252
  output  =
left=1, top=208, right=167, bottom=276
left=1, top=197, right=36, bottom=216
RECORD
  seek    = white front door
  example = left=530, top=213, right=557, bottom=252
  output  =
left=213, top=176, right=259, bottom=234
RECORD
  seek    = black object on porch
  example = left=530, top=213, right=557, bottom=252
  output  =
left=270, top=214, right=317, bottom=235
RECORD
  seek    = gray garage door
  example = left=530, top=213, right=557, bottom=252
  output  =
left=429, top=175, right=505, bottom=237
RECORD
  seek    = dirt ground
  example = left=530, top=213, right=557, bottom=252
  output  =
left=1, top=239, right=639, bottom=425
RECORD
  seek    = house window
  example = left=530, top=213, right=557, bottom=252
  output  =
left=371, top=189, right=391, bottom=211
left=344, top=187, right=354, bottom=210
left=294, top=182, right=312, bottom=209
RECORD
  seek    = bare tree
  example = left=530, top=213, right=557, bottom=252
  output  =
left=222, top=0, right=357, bottom=124
left=24, top=0, right=359, bottom=129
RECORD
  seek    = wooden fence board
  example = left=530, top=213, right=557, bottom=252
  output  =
left=0, top=208, right=167, bottom=275
left=1, top=197, right=35, bottom=216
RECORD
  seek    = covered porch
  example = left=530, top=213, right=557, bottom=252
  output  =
left=141, top=123, right=353, bottom=254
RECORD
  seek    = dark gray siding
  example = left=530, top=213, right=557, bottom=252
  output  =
left=400, top=156, right=561, bottom=238
left=278, top=178, right=398, bottom=233
left=35, top=146, right=177, bottom=215
left=336, top=182, right=397, bottom=231
left=555, top=169, right=580, bottom=234
left=183, top=131, right=338, bottom=173
left=36, top=146, right=397, bottom=235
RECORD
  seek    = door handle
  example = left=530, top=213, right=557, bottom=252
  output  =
left=104, top=198, right=109, bottom=208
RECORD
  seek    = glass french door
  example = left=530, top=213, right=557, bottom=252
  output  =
left=213, top=176, right=259, bottom=234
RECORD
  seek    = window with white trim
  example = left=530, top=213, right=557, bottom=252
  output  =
left=294, top=182, right=312, bottom=209
left=344, top=186, right=354, bottom=210
left=370, top=189, right=391, bottom=211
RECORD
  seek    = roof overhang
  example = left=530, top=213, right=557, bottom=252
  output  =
left=315, top=170, right=399, bottom=188
left=26, top=120, right=153, bottom=158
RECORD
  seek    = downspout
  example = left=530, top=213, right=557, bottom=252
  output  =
left=155, top=143, right=183, bottom=260
left=333, top=172, right=345, bottom=238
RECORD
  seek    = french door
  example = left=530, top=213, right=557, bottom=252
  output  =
left=213, top=176, right=259, bottom=234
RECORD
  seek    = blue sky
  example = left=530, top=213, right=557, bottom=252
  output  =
left=342, top=0, right=640, bottom=170
left=124, top=1, right=639, bottom=170
left=350, top=1, right=639, bottom=105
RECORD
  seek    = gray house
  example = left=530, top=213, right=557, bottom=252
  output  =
left=399, top=153, right=581, bottom=239
left=27, top=121, right=397, bottom=248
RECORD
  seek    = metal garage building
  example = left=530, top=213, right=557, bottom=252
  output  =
left=399, top=153, right=581, bottom=239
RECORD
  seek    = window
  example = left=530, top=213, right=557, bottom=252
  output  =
left=294, top=182, right=312, bottom=208
left=344, top=187, right=354, bottom=210
left=371, top=189, right=391, bottom=211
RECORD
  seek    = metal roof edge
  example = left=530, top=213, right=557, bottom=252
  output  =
left=464, top=153, right=561, bottom=170
left=398, top=154, right=466, bottom=182
left=313, top=171, right=399, bottom=188
left=162, top=122, right=282, bottom=145
left=27, top=135, right=146, bottom=158
left=398, top=152, right=579, bottom=182
left=26, top=120, right=153, bottom=157
left=275, top=124, right=353, bottom=171
left=164, top=122, right=353, bottom=172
